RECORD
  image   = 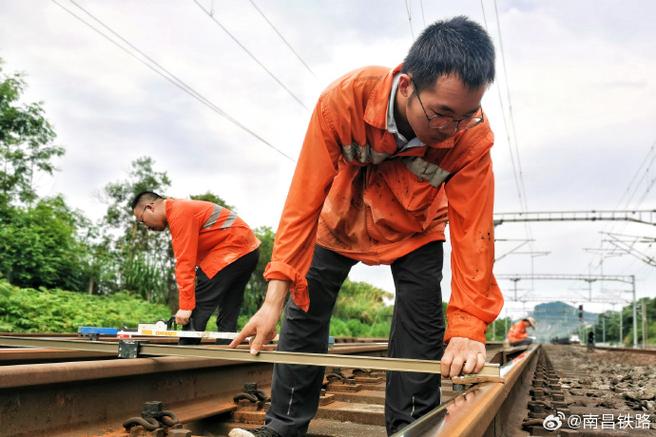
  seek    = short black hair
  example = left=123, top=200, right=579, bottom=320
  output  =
left=402, top=16, right=495, bottom=91
left=130, top=191, right=162, bottom=210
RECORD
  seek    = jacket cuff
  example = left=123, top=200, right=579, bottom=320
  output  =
left=264, top=261, right=310, bottom=312
left=178, top=290, right=196, bottom=311
left=444, top=308, right=488, bottom=343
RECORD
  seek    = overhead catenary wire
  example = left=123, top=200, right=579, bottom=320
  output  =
left=479, top=1, right=523, bottom=213
left=419, top=0, right=427, bottom=28
left=404, top=0, right=415, bottom=40
left=52, top=0, right=294, bottom=162
left=492, top=0, right=530, bottom=215
left=248, top=0, right=316, bottom=79
left=481, top=0, right=537, bottom=292
left=193, top=0, right=309, bottom=111
left=594, top=142, right=656, bottom=275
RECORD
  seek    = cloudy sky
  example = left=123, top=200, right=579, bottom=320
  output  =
left=1, top=0, right=655, bottom=321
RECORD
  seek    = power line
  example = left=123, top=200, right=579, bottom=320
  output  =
left=419, top=0, right=427, bottom=28
left=480, top=0, right=533, bottom=255
left=193, top=0, right=309, bottom=111
left=480, top=1, right=522, bottom=213
left=594, top=142, right=656, bottom=275
left=52, top=0, right=293, bottom=162
left=615, top=142, right=656, bottom=211
left=492, top=0, right=529, bottom=213
left=404, top=0, right=415, bottom=40
left=248, top=0, right=316, bottom=78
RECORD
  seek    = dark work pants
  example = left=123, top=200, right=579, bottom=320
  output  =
left=180, top=248, right=259, bottom=345
left=265, top=242, right=445, bottom=436
left=510, top=338, right=533, bottom=347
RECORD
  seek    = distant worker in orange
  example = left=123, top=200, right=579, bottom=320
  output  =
left=131, top=191, right=260, bottom=344
left=506, top=317, right=536, bottom=346
left=230, top=16, right=503, bottom=437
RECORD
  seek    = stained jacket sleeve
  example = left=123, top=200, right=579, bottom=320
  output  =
left=263, top=97, right=341, bottom=311
left=444, top=143, right=504, bottom=344
left=168, top=205, right=200, bottom=311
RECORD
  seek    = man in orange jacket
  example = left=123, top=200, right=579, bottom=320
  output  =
left=230, top=16, right=503, bottom=437
left=132, top=191, right=260, bottom=344
left=507, top=317, right=536, bottom=346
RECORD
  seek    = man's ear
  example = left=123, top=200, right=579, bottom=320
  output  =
left=398, top=74, right=412, bottom=98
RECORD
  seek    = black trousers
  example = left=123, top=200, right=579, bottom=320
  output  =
left=180, top=248, right=259, bottom=345
left=265, top=242, right=445, bottom=436
left=510, top=338, right=533, bottom=347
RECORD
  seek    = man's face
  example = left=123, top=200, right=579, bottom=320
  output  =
left=133, top=203, right=166, bottom=231
left=402, top=74, right=487, bottom=146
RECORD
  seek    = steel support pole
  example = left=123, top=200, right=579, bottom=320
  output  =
left=619, top=307, right=623, bottom=346
left=632, top=275, right=638, bottom=349
left=642, top=300, right=647, bottom=349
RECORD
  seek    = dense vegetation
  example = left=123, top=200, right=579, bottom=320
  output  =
left=592, top=297, right=656, bottom=346
left=0, top=280, right=170, bottom=332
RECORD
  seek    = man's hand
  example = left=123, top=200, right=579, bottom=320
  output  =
left=175, top=309, right=192, bottom=325
left=441, top=337, right=486, bottom=378
left=229, top=280, right=289, bottom=355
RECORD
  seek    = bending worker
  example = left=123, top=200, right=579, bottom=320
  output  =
left=131, top=191, right=259, bottom=344
left=506, top=317, right=537, bottom=347
left=230, top=16, right=503, bottom=437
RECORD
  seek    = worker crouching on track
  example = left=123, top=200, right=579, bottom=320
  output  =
left=506, top=317, right=537, bottom=347
left=131, top=191, right=260, bottom=345
left=229, top=16, right=504, bottom=437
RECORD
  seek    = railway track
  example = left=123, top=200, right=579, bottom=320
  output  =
left=1, top=335, right=654, bottom=436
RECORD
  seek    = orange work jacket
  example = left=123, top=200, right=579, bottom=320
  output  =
left=166, top=199, right=260, bottom=310
left=264, top=65, right=503, bottom=343
left=507, top=320, right=530, bottom=343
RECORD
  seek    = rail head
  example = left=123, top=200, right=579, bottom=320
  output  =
left=393, top=344, right=539, bottom=437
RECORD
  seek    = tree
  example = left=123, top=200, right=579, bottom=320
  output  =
left=0, top=61, right=64, bottom=208
left=0, top=196, right=89, bottom=291
left=190, top=192, right=234, bottom=210
left=242, top=226, right=274, bottom=315
left=96, top=157, right=174, bottom=305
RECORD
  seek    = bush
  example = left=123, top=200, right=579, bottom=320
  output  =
left=0, top=280, right=170, bottom=332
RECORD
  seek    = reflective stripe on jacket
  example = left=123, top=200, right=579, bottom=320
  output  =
left=166, top=199, right=260, bottom=310
left=264, top=65, right=503, bottom=343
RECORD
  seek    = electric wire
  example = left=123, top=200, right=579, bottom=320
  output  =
left=248, top=0, right=316, bottom=78
left=419, top=0, right=427, bottom=27
left=404, top=0, right=415, bottom=40
left=52, top=0, right=294, bottom=162
left=193, top=0, right=309, bottom=110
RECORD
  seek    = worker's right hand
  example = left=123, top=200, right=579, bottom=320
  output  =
left=229, top=280, right=289, bottom=355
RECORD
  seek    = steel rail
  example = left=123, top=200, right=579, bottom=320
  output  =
left=593, top=345, right=656, bottom=355
left=393, top=345, right=538, bottom=436
left=0, top=336, right=500, bottom=378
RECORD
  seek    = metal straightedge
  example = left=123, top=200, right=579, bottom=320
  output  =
left=0, top=336, right=501, bottom=382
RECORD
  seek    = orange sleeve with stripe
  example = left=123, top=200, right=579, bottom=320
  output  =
left=168, top=203, right=200, bottom=310
left=444, top=148, right=504, bottom=344
left=263, top=97, right=342, bottom=311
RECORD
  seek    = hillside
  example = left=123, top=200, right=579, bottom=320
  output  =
left=530, top=301, right=598, bottom=342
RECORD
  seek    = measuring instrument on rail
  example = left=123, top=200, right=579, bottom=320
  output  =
left=118, top=322, right=240, bottom=341
left=0, top=335, right=503, bottom=384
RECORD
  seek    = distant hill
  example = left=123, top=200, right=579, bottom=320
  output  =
left=530, top=301, right=598, bottom=342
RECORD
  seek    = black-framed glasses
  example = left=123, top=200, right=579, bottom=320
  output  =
left=412, top=80, right=484, bottom=132
left=136, top=203, right=150, bottom=223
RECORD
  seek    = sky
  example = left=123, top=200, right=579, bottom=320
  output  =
left=0, top=0, right=655, bottom=321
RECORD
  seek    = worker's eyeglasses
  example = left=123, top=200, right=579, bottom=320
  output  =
left=136, top=204, right=150, bottom=224
left=412, top=79, right=484, bottom=132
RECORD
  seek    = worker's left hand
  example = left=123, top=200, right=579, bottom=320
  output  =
left=175, top=309, right=193, bottom=325
left=441, top=337, right=486, bottom=378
